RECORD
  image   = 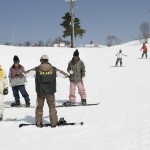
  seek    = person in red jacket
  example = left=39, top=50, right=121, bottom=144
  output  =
left=140, top=43, right=148, bottom=58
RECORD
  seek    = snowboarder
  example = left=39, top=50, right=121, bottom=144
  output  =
left=24, top=55, right=68, bottom=128
left=0, top=65, right=8, bottom=121
left=9, top=55, right=30, bottom=107
left=63, top=49, right=87, bottom=106
left=115, top=50, right=127, bottom=66
left=140, top=43, right=148, bottom=58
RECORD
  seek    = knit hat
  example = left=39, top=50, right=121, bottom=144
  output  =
left=13, top=55, right=20, bottom=64
left=73, top=50, right=79, bottom=57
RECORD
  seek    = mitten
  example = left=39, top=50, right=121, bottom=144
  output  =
left=3, top=88, right=8, bottom=95
left=69, top=70, right=73, bottom=74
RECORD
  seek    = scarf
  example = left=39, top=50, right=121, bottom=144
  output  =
left=11, top=64, right=23, bottom=78
left=71, top=57, right=80, bottom=65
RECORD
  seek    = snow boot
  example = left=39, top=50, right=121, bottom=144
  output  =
left=11, top=102, right=21, bottom=107
left=0, top=114, right=3, bottom=121
left=25, top=102, right=30, bottom=107
left=63, top=101, right=74, bottom=106
left=36, top=122, right=43, bottom=128
left=81, top=99, right=87, bottom=105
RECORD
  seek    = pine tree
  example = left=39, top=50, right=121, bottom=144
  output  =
left=60, top=12, right=86, bottom=42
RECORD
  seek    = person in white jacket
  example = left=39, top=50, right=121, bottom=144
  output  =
left=0, top=65, right=8, bottom=121
left=115, top=50, right=127, bottom=66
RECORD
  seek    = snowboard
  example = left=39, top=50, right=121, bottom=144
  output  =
left=56, top=102, right=99, bottom=108
left=5, top=103, right=99, bottom=108
left=110, top=66, right=126, bottom=67
left=3, top=118, right=17, bottom=121
left=137, top=58, right=150, bottom=59
left=19, top=122, right=84, bottom=128
left=4, top=104, right=36, bottom=108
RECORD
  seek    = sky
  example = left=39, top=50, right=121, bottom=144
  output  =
left=0, top=0, right=150, bottom=46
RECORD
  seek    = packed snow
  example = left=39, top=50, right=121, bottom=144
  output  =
left=0, top=40, right=150, bottom=150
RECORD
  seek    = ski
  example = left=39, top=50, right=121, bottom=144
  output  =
left=56, top=102, right=99, bottom=108
left=19, top=122, right=84, bottom=128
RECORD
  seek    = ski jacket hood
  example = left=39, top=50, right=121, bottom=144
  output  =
left=39, top=62, right=52, bottom=72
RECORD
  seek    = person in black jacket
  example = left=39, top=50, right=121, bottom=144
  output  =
left=25, top=55, right=68, bottom=127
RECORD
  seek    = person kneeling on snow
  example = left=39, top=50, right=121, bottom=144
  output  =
left=0, top=65, right=8, bottom=121
left=63, top=49, right=87, bottom=106
left=24, top=55, right=68, bottom=128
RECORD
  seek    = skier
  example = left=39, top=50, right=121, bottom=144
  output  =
left=140, top=43, right=148, bottom=58
left=115, top=50, right=127, bottom=67
left=9, top=55, right=30, bottom=107
left=24, top=55, right=68, bottom=127
left=0, top=65, right=8, bottom=121
left=63, top=49, right=87, bottom=106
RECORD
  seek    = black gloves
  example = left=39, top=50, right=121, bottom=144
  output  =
left=3, top=88, right=8, bottom=95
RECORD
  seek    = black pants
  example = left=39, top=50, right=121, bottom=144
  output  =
left=115, top=58, right=122, bottom=66
left=142, top=52, right=147, bottom=58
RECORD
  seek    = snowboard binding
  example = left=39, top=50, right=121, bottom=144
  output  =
left=58, top=117, right=67, bottom=126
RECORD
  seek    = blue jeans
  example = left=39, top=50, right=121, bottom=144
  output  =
left=12, top=85, right=30, bottom=104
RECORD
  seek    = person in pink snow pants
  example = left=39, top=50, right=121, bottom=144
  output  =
left=63, top=49, right=87, bottom=106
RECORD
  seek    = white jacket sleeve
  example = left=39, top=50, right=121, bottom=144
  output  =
left=3, top=70, right=8, bottom=89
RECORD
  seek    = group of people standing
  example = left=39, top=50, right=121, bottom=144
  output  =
left=0, top=49, right=87, bottom=127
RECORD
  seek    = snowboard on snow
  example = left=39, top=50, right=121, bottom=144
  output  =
left=5, top=103, right=100, bottom=108
left=137, top=58, right=150, bottom=59
left=3, top=118, right=17, bottom=121
left=56, top=102, right=100, bottom=108
left=110, top=66, right=126, bottom=67
left=4, top=104, right=36, bottom=108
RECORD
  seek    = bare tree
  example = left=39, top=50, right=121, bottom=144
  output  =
left=4, top=42, right=11, bottom=46
left=38, top=40, right=44, bottom=47
left=45, top=39, right=51, bottom=47
left=106, top=35, right=121, bottom=47
left=139, top=22, right=150, bottom=42
left=24, top=41, right=31, bottom=47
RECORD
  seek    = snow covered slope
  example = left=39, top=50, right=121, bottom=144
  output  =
left=0, top=40, right=150, bottom=150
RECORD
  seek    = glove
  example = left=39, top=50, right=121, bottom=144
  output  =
left=3, top=88, right=8, bottom=95
left=82, top=77, right=85, bottom=83
left=69, top=70, right=73, bottom=74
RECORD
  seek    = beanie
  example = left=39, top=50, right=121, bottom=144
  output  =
left=13, top=55, right=20, bottom=64
left=73, top=50, right=79, bottom=57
